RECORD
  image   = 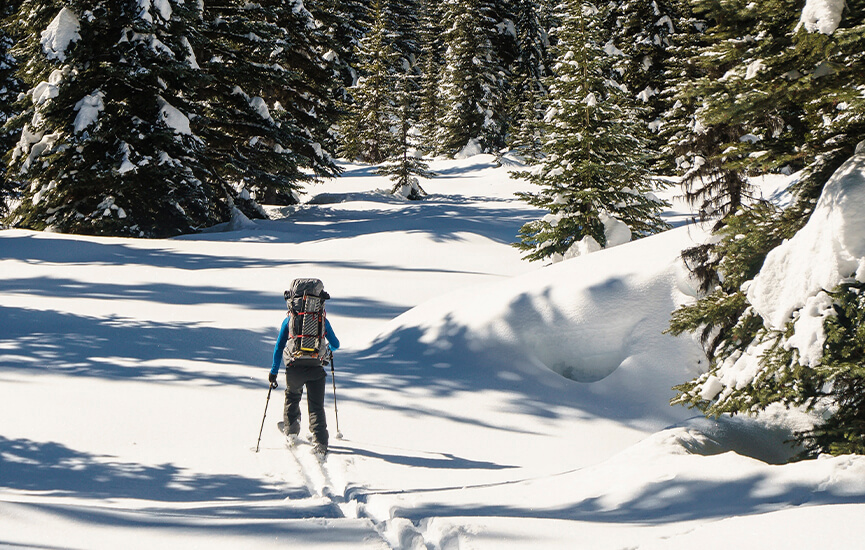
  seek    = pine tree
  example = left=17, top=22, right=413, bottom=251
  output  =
left=606, top=0, right=681, bottom=159
left=339, top=0, right=400, bottom=164
left=4, top=0, right=226, bottom=237
left=668, top=0, right=865, bottom=457
left=306, top=0, right=369, bottom=94
left=1, top=0, right=25, bottom=210
left=439, top=0, right=510, bottom=154
left=195, top=0, right=340, bottom=207
left=506, top=0, right=554, bottom=160
left=513, top=0, right=669, bottom=263
left=376, top=69, right=435, bottom=199
left=415, top=0, right=445, bottom=155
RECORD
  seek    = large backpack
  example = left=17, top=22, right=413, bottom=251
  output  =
left=283, top=278, right=330, bottom=366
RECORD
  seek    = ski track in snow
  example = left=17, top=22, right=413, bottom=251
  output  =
left=281, top=432, right=449, bottom=550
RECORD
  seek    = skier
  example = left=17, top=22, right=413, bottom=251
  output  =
left=268, top=303, right=340, bottom=457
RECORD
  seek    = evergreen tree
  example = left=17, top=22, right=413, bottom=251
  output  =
left=1, top=0, right=25, bottom=210
left=668, top=0, right=865, bottom=457
left=306, top=0, right=369, bottom=94
left=506, top=0, right=554, bottom=160
left=195, top=0, right=340, bottom=207
left=513, top=0, right=669, bottom=262
left=606, top=0, right=680, bottom=158
left=3, top=0, right=226, bottom=237
left=439, top=0, right=510, bottom=154
left=376, top=69, right=435, bottom=199
left=415, top=0, right=445, bottom=155
left=339, top=0, right=400, bottom=163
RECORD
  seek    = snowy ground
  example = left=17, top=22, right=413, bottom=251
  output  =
left=2, top=155, right=865, bottom=549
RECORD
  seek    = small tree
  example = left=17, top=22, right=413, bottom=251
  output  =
left=376, top=70, right=435, bottom=200
left=514, top=0, right=669, bottom=262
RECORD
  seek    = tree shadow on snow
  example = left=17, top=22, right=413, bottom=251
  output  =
left=387, top=471, right=865, bottom=524
left=0, top=435, right=298, bottom=503
left=0, top=305, right=270, bottom=387
left=221, top=195, right=541, bottom=246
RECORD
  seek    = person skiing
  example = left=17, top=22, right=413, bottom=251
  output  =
left=269, top=281, right=340, bottom=457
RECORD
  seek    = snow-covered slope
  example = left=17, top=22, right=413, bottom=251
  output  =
left=2, top=155, right=865, bottom=549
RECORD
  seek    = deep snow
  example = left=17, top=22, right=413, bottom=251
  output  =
left=2, top=155, right=865, bottom=549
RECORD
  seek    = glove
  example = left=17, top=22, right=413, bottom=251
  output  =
left=268, top=372, right=278, bottom=389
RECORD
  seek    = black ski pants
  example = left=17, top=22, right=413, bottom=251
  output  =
left=283, top=361, right=328, bottom=447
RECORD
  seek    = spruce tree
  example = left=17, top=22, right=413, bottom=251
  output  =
left=415, top=0, right=445, bottom=156
left=506, top=0, right=554, bottom=160
left=376, top=69, right=435, bottom=199
left=668, top=0, right=865, bottom=457
left=195, top=0, right=339, bottom=207
left=4, top=0, right=226, bottom=237
left=513, top=0, right=669, bottom=263
left=306, top=0, right=369, bottom=94
left=439, top=0, right=510, bottom=154
left=340, top=0, right=400, bottom=164
left=606, top=0, right=680, bottom=158
left=1, top=0, right=25, bottom=210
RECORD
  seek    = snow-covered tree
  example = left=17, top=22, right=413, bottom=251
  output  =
left=195, top=0, right=340, bottom=207
left=415, top=0, right=445, bottom=155
left=506, top=0, right=554, bottom=160
left=376, top=70, right=435, bottom=199
left=606, top=0, right=680, bottom=158
left=514, top=0, right=669, bottom=263
left=339, top=0, right=401, bottom=163
left=3, top=0, right=227, bottom=237
left=306, top=0, right=369, bottom=94
left=439, top=0, right=511, bottom=154
left=1, top=0, right=25, bottom=210
left=669, top=0, right=865, bottom=457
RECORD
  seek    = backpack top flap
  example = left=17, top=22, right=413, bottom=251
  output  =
left=285, top=278, right=326, bottom=301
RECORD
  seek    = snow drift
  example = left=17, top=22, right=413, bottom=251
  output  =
left=365, top=223, right=709, bottom=427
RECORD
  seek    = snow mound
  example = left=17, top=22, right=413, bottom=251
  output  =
left=748, top=152, right=865, bottom=365
left=367, top=225, right=708, bottom=424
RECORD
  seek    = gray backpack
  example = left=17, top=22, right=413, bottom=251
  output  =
left=283, top=278, right=330, bottom=366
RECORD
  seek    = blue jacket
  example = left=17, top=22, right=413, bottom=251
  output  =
left=271, top=317, right=339, bottom=374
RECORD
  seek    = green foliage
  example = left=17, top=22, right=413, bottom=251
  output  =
left=439, top=0, right=511, bottom=154
left=513, top=0, right=669, bottom=262
left=801, top=283, right=865, bottom=455
left=340, top=0, right=401, bottom=164
left=195, top=0, right=340, bottom=207
left=0, top=0, right=25, bottom=209
left=375, top=70, right=436, bottom=199
left=4, top=0, right=223, bottom=237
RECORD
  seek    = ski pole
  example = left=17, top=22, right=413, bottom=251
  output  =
left=331, top=355, right=342, bottom=439
left=255, top=382, right=276, bottom=453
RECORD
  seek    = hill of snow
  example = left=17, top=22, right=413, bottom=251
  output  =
left=2, top=155, right=865, bottom=549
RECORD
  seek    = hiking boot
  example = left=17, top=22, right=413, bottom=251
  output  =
left=312, top=442, right=327, bottom=459
left=285, top=420, right=300, bottom=437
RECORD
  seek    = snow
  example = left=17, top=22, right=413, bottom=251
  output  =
left=73, top=90, right=105, bottom=134
left=747, top=152, right=865, bottom=366
left=158, top=97, right=192, bottom=135
left=799, top=0, right=846, bottom=34
left=41, top=7, right=81, bottom=62
left=3, top=154, right=865, bottom=548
